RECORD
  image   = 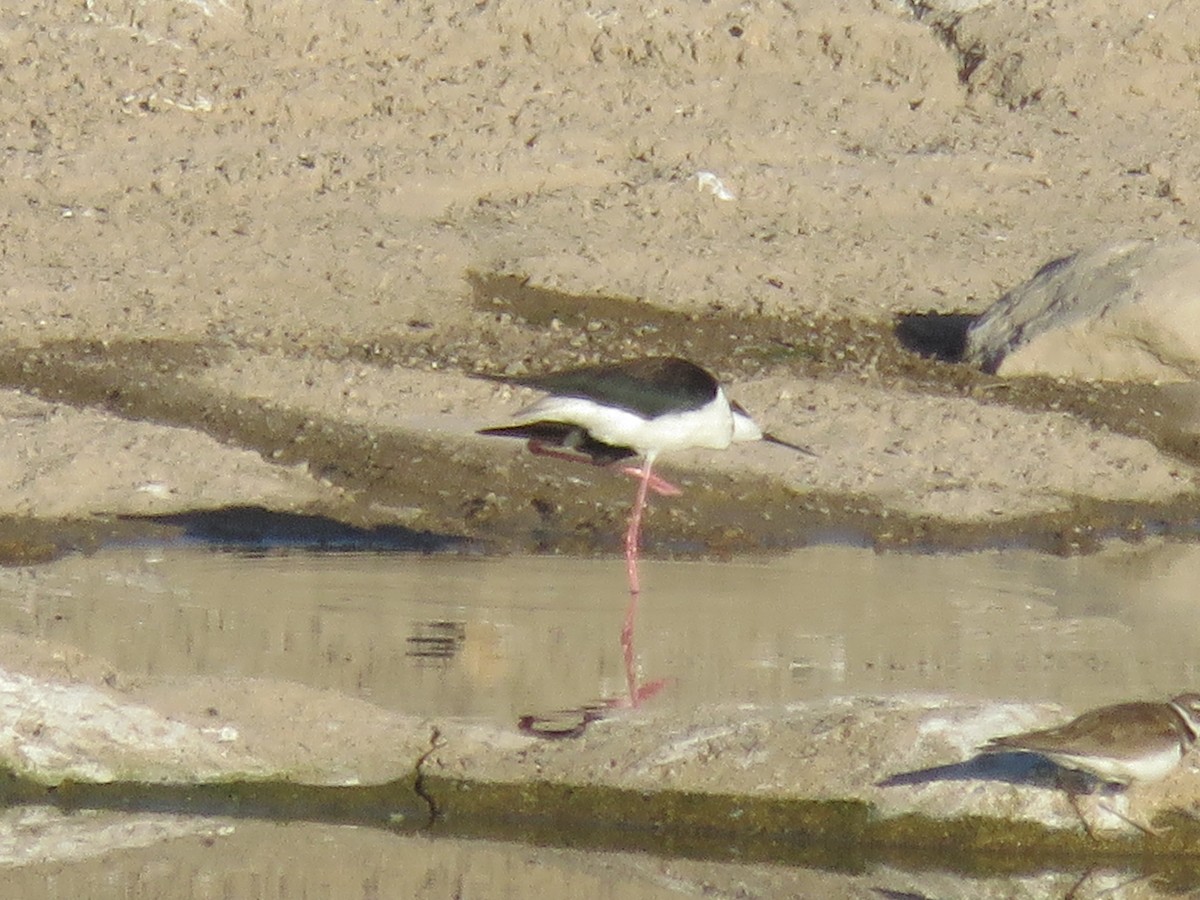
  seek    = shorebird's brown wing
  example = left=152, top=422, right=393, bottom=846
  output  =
left=480, top=357, right=718, bottom=417
left=983, top=702, right=1183, bottom=756
left=477, top=422, right=636, bottom=465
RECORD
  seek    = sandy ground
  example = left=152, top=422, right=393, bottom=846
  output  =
left=1, top=0, right=1199, bottom=553
left=5, top=0, right=1200, bottom=883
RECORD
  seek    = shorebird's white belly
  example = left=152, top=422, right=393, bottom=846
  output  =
left=1048, top=744, right=1182, bottom=784
left=518, top=390, right=736, bottom=455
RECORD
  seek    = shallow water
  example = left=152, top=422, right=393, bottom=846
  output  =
left=6, top=539, right=1200, bottom=896
left=5, top=541, right=1200, bottom=718
left=0, top=810, right=1039, bottom=900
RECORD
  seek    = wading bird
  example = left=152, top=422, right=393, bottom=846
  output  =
left=479, top=356, right=813, bottom=703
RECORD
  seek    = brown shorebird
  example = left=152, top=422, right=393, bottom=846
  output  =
left=981, top=693, right=1200, bottom=836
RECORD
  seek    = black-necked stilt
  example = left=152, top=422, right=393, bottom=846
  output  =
left=980, top=693, right=1200, bottom=836
left=478, top=356, right=812, bottom=702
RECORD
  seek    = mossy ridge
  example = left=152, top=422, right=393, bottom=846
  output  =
left=3, top=767, right=1200, bottom=882
left=426, top=775, right=1200, bottom=882
left=425, top=775, right=871, bottom=872
left=0, top=770, right=429, bottom=830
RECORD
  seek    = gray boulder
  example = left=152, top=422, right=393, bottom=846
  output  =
left=964, top=238, right=1200, bottom=381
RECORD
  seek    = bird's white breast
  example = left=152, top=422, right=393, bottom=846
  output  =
left=518, top=389, right=736, bottom=455
left=1047, top=744, right=1183, bottom=784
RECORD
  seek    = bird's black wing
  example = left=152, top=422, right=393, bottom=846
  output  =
left=478, top=357, right=719, bottom=417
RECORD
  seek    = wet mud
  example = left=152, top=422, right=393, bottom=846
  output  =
left=0, top=280, right=1197, bottom=565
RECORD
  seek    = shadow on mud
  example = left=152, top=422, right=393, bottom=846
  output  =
left=122, top=505, right=470, bottom=553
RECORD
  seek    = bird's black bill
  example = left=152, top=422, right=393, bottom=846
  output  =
left=763, top=433, right=817, bottom=457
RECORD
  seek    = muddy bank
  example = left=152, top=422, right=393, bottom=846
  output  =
left=0, top=292, right=1196, bottom=563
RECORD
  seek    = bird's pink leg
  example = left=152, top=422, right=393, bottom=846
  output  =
left=621, top=458, right=655, bottom=704
left=526, top=441, right=672, bottom=708
left=619, top=465, right=682, bottom=497
left=623, top=458, right=653, bottom=599
left=621, top=599, right=639, bottom=706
